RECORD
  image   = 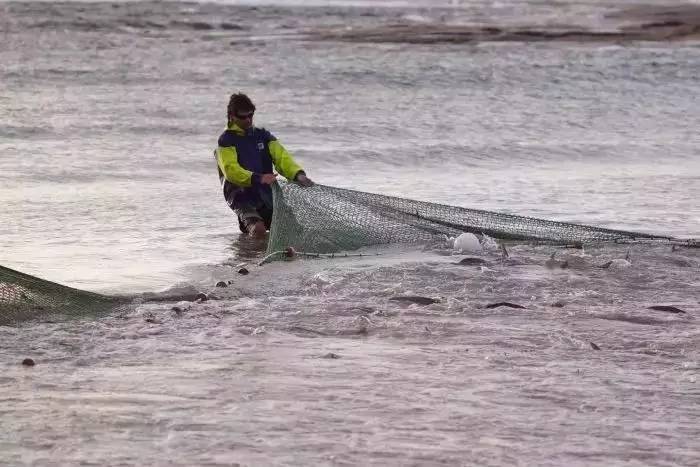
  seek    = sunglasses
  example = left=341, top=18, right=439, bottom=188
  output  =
left=234, top=111, right=254, bottom=120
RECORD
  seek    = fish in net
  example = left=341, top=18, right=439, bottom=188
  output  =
left=265, top=181, right=696, bottom=260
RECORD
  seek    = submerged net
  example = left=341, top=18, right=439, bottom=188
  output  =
left=267, top=182, right=692, bottom=256
left=0, top=265, right=126, bottom=326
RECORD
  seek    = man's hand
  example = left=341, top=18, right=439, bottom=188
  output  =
left=295, top=173, right=314, bottom=187
left=260, top=173, right=278, bottom=185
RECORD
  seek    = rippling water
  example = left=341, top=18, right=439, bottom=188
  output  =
left=1, top=1, right=699, bottom=465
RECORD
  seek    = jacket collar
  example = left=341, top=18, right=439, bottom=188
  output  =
left=227, top=121, right=253, bottom=135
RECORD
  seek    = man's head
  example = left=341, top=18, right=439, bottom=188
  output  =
left=227, top=93, right=256, bottom=130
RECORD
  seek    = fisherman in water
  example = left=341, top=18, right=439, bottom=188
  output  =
left=215, top=93, right=313, bottom=237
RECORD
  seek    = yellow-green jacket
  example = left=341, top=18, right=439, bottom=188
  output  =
left=215, top=122, right=304, bottom=209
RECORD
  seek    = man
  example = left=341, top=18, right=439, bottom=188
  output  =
left=215, top=93, right=313, bottom=237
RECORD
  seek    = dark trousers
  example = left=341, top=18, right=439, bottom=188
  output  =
left=234, top=203, right=273, bottom=234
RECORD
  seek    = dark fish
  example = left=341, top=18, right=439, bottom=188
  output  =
left=485, top=302, right=526, bottom=309
left=598, top=258, right=631, bottom=269
left=590, top=342, right=601, bottom=350
left=195, top=292, right=208, bottom=302
left=389, top=296, right=440, bottom=305
left=545, top=252, right=568, bottom=269
left=457, top=257, right=489, bottom=266
left=648, top=305, right=687, bottom=314
left=350, top=306, right=376, bottom=315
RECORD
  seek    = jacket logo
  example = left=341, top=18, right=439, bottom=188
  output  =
left=257, top=142, right=265, bottom=150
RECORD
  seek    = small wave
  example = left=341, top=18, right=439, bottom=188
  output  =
left=400, top=14, right=433, bottom=24
left=138, top=284, right=203, bottom=303
left=169, top=20, right=216, bottom=31
left=44, top=68, right=94, bottom=76
left=123, top=124, right=202, bottom=136
left=307, top=5, right=700, bottom=44
left=221, top=22, right=246, bottom=31
left=597, top=313, right=686, bottom=326
left=28, top=20, right=109, bottom=32
left=24, top=18, right=249, bottom=34
left=0, top=126, right=49, bottom=139
left=119, top=20, right=167, bottom=31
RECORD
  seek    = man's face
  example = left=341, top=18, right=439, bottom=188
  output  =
left=232, top=109, right=254, bottom=130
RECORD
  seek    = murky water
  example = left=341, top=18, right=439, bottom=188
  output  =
left=1, top=1, right=699, bottom=465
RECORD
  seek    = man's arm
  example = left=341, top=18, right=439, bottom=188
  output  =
left=216, top=146, right=263, bottom=187
left=268, top=139, right=304, bottom=181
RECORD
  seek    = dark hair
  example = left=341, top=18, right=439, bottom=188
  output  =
left=227, top=93, right=256, bottom=121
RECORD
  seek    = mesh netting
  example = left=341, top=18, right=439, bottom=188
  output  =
left=0, top=265, right=126, bottom=326
left=267, top=182, right=690, bottom=257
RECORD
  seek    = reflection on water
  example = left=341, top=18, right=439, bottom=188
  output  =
left=226, top=233, right=269, bottom=264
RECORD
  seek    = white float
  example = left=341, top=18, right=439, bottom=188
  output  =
left=453, top=232, right=482, bottom=253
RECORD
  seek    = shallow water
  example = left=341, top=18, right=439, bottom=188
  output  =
left=3, top=243, right=700, bottom=465
left=1, top=0, right=699, bottom=291
left=1, top=0, right=700, bottom=465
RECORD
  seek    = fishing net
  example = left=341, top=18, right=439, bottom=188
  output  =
left=266, top=182, right=693, bottom=258
left=2, top=182, right=694, bottom=324
left=0, top=264, right=126, bottom=326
